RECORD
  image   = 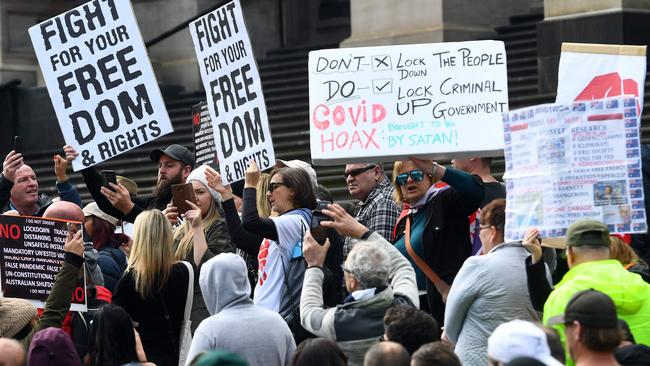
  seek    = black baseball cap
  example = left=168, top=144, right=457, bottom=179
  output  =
left=149, top=144, right=195, bottom=168
left=548, top=289, right=618, bottom=328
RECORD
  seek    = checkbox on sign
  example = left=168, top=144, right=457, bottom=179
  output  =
left=373, top=79, right=393, bottom=94
left=372, top=55, right=392, bottom=71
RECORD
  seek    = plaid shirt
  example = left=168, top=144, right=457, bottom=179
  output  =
left=344, top=177, right=400, bottom=256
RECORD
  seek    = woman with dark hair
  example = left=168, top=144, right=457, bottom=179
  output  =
left=83, top=202, right=128, bottom=293
left=239, top=161, right=315, bottom=336
left=292, top=338, right=347, bottom=366
left=85, top=304, right=154, bottom=366
left=443, top=199, right=546, bottom=366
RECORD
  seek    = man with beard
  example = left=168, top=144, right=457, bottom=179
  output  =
left=64, top=144, right=194, bottom=223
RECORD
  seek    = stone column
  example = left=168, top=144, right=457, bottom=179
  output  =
left=538, top=0, right=650, bottom=93
left=341, top=0, right=534, bottom=47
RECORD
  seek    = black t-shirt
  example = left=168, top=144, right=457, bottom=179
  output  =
left=481, top=181, right=506, bottom=208
left=112, top=262, right=189, bottom=366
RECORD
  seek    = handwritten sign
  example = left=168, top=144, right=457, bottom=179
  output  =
left=192, top=101, right=218, bottom=168
left=28, top=0, right=173, bottom=171
left=0, top=216, right=87, bottom=311
left=308, top=41, right=508, bottom=165
left=556, top=43, right=647, bottom=110
left=189, top=0, right=275, bottom=184
left=503, top=96, right=646, bottom=241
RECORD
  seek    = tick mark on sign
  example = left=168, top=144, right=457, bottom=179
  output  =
left=372, top=79, right=393, bottom=94
left=372, top=55, right=392, bottom=71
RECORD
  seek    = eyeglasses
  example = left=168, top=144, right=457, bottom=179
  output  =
left=344, top=165, right=375, bottom=179
left=395, top=170, right=425, bottom=185
left=341, top=264, right=354, bottom=274
left=268, top=182, right=286, bottom=193
left=479, top=225, right=493, bottom=230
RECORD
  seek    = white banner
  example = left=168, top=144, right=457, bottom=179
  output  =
left=29, top=0, right=173, bottom=171
left=189, top=0, right=274, bottom=184
left=556, top=43, right=647, bottom=109
left=503, top=96, right=646, bottom=241
left=308, top=40, right=508, bottom=165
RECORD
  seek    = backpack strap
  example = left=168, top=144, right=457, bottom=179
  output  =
left=404, top=216, right=451, bottom=302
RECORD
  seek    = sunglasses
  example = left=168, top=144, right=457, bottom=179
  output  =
left=268, top=182, right=286, bottom=193
left=395, top=170, right=426, bottom=185
left=344, top=165, right=375, bottom=179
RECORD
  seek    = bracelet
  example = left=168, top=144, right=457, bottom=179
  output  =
left=360, top=230, right=373, bottom=240
left=431, top=162, right=438, bottom=178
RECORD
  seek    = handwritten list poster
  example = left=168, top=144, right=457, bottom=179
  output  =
left=309, top=41, right=508, bottom=165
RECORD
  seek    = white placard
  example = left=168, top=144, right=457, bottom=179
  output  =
left=29, top=0, right=173, bottom=171
left=189, top=0, right=275, bottom=184
left=556, top=43, right=647, bottom=109
left=308, top=40, right=508, bottom=165
left=503, top=96, right=646, bottom=241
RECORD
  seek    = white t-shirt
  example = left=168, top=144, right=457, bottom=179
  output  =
left=253, top=213, right=308, bottom=312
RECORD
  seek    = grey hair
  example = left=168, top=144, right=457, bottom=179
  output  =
left=346, top=241, right=390, bottom=289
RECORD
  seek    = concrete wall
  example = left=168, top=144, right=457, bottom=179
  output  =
left=342, top=0, right=536, bottom=47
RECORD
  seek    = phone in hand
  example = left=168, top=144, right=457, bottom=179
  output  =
left=172, top=183, right=197, bottom=214
left=102, top=170, right=117, bottom=191
left=13, top=136, right=23, bottom=154
left=310, top=201, right=333, bottom=245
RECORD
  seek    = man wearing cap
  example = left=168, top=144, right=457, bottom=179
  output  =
left=343, top=163, right=400, bottom=255
left=548, top=290, right=621, bottom=366
left=64, top=144, right=194, bottom=223
left=543, top=219, right=650, bottom=365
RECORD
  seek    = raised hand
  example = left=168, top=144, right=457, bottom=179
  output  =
left=101, top=183, right=135, bottom=215
left=244, top=159, right=261, bottom=188
left=2, top=150, right=23, bottom=182
left=53, top=154, right=70, bottom=182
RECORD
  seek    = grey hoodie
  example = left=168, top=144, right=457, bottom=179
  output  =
left=186, top=253, right=296, bottom=366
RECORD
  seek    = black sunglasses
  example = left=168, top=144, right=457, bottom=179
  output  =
left=344, top=165, right=375, bottom=179
left=268, top=182, right=286, bottom=193
left=395, top=170, right=426, bottom=185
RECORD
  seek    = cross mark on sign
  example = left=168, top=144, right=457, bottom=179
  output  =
left=372, top=78, right=393, bottom=94
left=372, top=55, right=392, bottom=71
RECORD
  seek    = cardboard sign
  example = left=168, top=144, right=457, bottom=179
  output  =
left=308, top=40, right=508, bottom=165
left=192, top=101, right=218, bottom=168
left=556, top=43, right=647, bottom=110
left=503, top=96, right=646, bottom=241
left=29, top=0, right=173, bottom=171
left=189, top=0, right=275, bottom=184
left=0, top=215, right=87, bottom=311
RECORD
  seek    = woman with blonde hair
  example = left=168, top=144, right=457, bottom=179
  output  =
left=162, top=165, right=234, bottom=331
left=112, top=209, right=191, bottom=366
left=610, top=236, right=650, bottom=283
left=391, top=158, right=484, bottom=327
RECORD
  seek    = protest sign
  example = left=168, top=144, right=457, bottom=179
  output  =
left=308, top=41, right=508, bottom=165
left=556, top=43, right=647, bottom=110
left=192, top=101, right=218, bottom=168
left=0, top=215, right=87, bottom=311
left=189, top=0, right=275, bottom=184
left=503, top=96, right=646, bottom=242
left=29, top=0, right=173, bottom=171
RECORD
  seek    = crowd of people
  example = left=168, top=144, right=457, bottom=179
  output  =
left=0, top=143, right=649, bottom=366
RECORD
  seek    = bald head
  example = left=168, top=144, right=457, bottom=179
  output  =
left=364, top=341, right=409, bottom=366
left=43, top=201, right=84, bottom=222
left=0, top=338, right=26, bottom=366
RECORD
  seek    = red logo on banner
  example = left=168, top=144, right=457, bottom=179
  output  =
left=575, top=72, right=640, bottom=113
